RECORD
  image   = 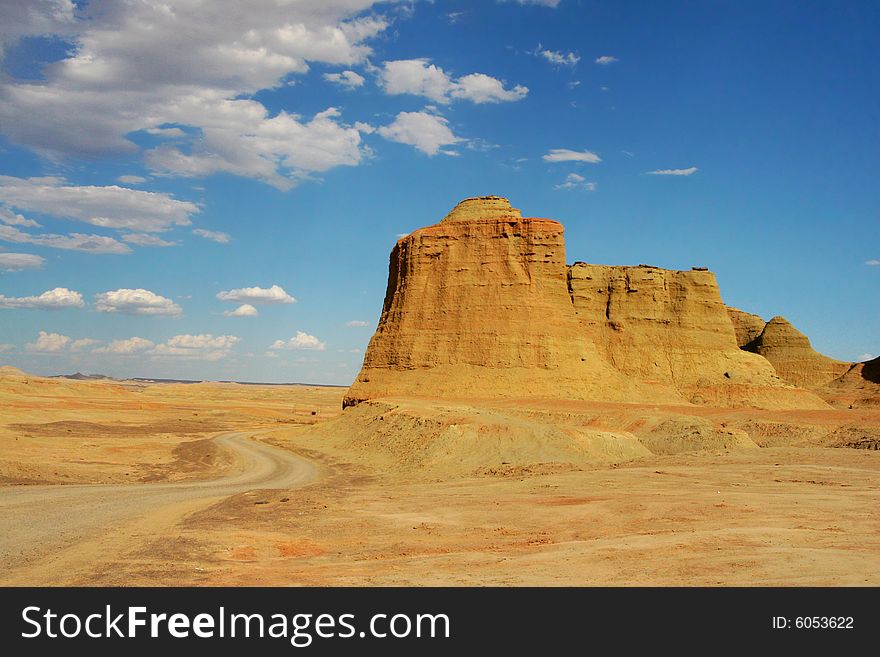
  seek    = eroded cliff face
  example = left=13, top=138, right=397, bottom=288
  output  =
left=345, top=197, right=659, bottom=406
left=727, top=307, right=767, bottom=347
left=565, top=263, right=818, bottom=407
left=345, top=196, right=827, bottom=410
left=742, top=316, right=852, bottom=388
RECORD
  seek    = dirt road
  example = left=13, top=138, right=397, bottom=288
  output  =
left=0, top=431, right=318, bottom=584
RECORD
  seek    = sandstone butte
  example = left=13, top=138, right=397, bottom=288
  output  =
left=345, top=196, right=835, bottom=411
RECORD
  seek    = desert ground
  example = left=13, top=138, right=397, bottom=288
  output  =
left=1, top=366, right=878, bottom=586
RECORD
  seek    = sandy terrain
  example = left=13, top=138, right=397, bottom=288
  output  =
left=1, top=369, right=879, bottom=586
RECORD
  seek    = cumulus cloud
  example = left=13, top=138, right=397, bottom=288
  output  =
left=0, top=1, right=388, bottom=189
left=647, top=167, right=698, bottom=176
left=144, top=106, right=366, bottom=191
left=151, top=334, right=240, bottom=360
left=324, top=70, right=365, bottom=89
left=271, top=331, right=327, bottom=351
left=595, top=55, right=619, bottom=65
left=0, top=287, right=84, bottom=310
left=0, top=0, right=77, bottom=57
left=92, top=337, right=155, bottom=355
left=378, top=111, right=463, bottom=156
left=0, top=176, right=198, bottom=232
left=70, top=338, right=100, bottom=352
left=216, top=284, right=295, bottom=305
left=554, top=173, right=597, bottom=191
left=346, top=320, right=369, bottom=327
left=94, top=288, right=182, bottom=316
left=26, top=331, right=72, bottom=353
left=0, top=223, right=131, bottom=254
left=122, top=233, right=177, bottom=247
left=858, top=353, right=876, bottom=362
left=0, top=253, right=45, bottom=271
left=542, top=148, right=602, bottom=164
left=535, top=46, right=580, bottom=67
left=224, top=303, right=258, bottom=317
left=193, top=228, right=231, bottom=244
left=1, top=206, right=40, bottom=227
left=380, top=59, right=528, bottom=104
left=865, top=259, right=880, bottom=266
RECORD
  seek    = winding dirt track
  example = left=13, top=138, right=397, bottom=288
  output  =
left=0, top=431, right=317, bottom=584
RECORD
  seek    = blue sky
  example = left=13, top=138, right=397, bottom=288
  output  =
left=0, top=0, right=877, bottom=384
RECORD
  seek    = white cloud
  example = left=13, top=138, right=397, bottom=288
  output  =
left=346, top=320, right=368, bottom=327
left=26, top=331, right=71, bottom=353
left=0, top=253, right=45, bottom=271
left=94, top=288, right=182, bottom=316
left=595, top=55, right=619, bottom=65
left=70, top=338, right=100, bottom=352
left=0, top=1, right=77, bottom=57
left=271, top=331, right=327, bottom=351
left=0, top=176, right=198, bottom=232
left=0, top=344, right=13, bottom=353
left=858, top=353, right=876, bottom=362
left=324, top=70, right=365, bottom=89
left=224, top=303, right=258, bottom=317
left=0, top=287, right=84, bottom=310
left=536, top=47, right=580, bottom=67
left=1, top=206, right=40, bottom=227
left=542, top=148, right=602, bottom=164
left=647, top=167, right=698, bottom=176
left=865, top=259, right=880, bottom=266
left=93, top=337, right=155, bottom=355
left=0, top=223, right=132, bottom=254
left=378, top=111, right=463, bottom=156
left=117, top=175, right=147, bottom=185
left=144, top=106, right=366, bottom=191
left=554, top=173, right=597, bottom=191
left=193, top=228, right=231, bottom=244
left=216, top=284, right=295, bottom=305
left=122, top=233, right=177, bottom=247
left=0, top=1, right=388, bottom=189
left=150, top=334, right=239, bottom=360
left=380, top=59, right=527, bottom=104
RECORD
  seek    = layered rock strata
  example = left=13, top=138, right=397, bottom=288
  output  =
left=567, top=264, right=790, bottom=404
left=742, top=316, right=852, bottom=388
left=727, top=307, right=766, bottom=347
left=345, top=197, right=656, bottom=407
left=345, top=196, right=827, bottom=410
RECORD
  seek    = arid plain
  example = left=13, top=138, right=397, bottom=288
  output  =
left=1, top=367, right=878, bottom=586
left=2, top=196, right=879, bottom=586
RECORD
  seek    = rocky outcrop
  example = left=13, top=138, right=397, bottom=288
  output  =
left=727, top=307, right=766, bottom=347
left=346, top=196, right=827, bottom=410
left=345, top=197, right=656, bottom=407
left=742, top=316, right=851, bottom=388
left=566, top=264, right=814, bottom=406
left=817, top=356, right=880, bottom=408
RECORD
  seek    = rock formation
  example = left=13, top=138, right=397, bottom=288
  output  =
left=567, top=264, right=793, bottom=405
left=727, top=307, right=766, bottom=347
left=346, top=196, right=827, bottom=410
left=344, top=197, right=655, bottom=407
left=740, top=316, right=851, bottom=388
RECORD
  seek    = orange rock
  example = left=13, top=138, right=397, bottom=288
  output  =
left=727, top=306, right=766, bottom=347
left=345, top=197, right=654, bottom=406
left=346, top=196, right=827, bottom=410
left=743, top=316, right=852, bottom=388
